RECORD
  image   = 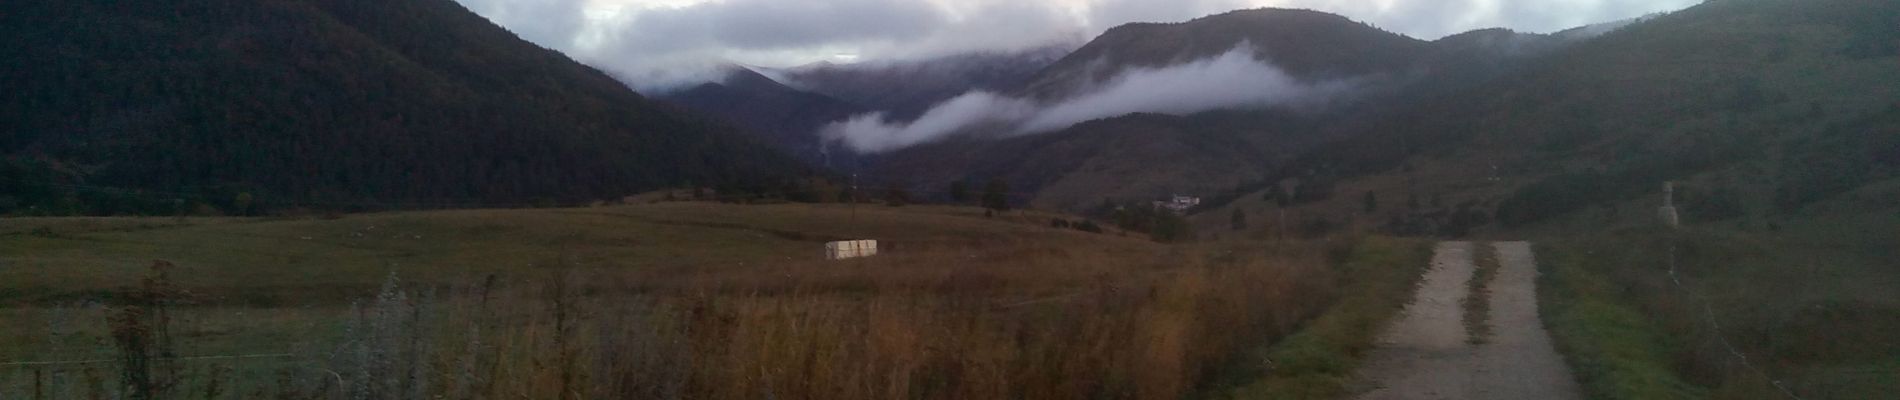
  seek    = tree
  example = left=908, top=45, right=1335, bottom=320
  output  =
left=982, top=178, right=1010, bottom=212
left=1363, top=191, right=1378, bottom=213
left=1270, top=184, right=1292, bottom=208
left=1231, top=208, right=1247, bottom=230
left=949, top=180, right=970, bottom=204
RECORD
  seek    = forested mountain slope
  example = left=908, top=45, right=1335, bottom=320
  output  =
left=0, top=0, right=805, bottom=214
left=1015, top=8, right=1431, bottom=100
left=663, top=66, right=866, bottom=165
left=1196, top=0, right=1900, bottom=236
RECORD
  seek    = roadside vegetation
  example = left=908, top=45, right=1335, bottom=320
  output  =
left=0, top=202, right=1424, bottom=399
left=1540, top=239, right=1705, bottom=400
left=1207, top=236, right=1432, bottom=399
left=1539, top=212, right=1900, bottom=399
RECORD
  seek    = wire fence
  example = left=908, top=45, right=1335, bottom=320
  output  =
left=1663, top=232, right=1806, bottom=400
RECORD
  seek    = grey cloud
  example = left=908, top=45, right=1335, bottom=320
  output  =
left=667, top=0, right=947, bottom=50
left=822, top=45, right=1352, bottom=153
left=823, top=92, right=1036, bottom=153
left=1021, top=46, right=1349, bottom=133
left=596, top=0, right=946, bottom=57
left=456, top=0, right=1700, bottom=90
left=1088, top=0, right=1251, bottom=28
left=1274, top=0, right=1697, bottom=39
left=855, top=1, right=1083, bottom=60
left=456, top=0, right=588, bottom=49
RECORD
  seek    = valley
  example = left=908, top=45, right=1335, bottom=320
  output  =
left=3, top=0, right=1896, bottom=398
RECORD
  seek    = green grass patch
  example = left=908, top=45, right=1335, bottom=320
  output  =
left=1538, top=242, right=1705, bottom=400
left=1210, top=236, right=1432, bottom=399
left=1537, top=210, right=1900, bottom=399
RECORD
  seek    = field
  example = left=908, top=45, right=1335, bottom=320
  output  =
left=0, top=202, right=1426, bottom=399
left=1537, top=210, right=1900, bottom=399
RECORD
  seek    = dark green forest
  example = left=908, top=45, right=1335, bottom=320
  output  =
left=0, top=0, right=807, bottom=215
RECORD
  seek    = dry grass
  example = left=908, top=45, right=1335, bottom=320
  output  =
left=1463, top=242, right=1500, bottom=345
left=351, top=241, right=1333, bottom=399
left=1, top=203, right=1360, bottom=399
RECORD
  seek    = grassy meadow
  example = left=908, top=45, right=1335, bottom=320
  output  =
left=0, top=202, right=1427, bottom=399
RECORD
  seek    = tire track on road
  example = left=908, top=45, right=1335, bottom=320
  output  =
left=1352, top=241, right=1581, bottom=400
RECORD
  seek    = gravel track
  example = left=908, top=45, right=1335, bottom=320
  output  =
left=1350, top=241, right=1581, bottom=400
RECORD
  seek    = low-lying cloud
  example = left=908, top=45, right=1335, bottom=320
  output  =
left=821, top=46, right=1353, bottom=153
left=455, top=0, right=1697, bottom=91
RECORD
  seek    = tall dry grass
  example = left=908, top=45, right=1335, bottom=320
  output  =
left=318, top=237, right=1337, bottom=400
left=9, top=238, right=1345, bottom=400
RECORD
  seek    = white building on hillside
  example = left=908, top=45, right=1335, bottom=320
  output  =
left=1153, top=195, right=1201, bottom=215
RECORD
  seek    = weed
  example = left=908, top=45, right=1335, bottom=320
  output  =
left=108, top=260, right=183, bottom=400
left=1538, top=241, right=1704, bottom=400
left=2, top=204, right=1402, bottom=399
left=1213, top=237, right=1432, bottom=399
left=1464, top=242, right=1499, bottom=345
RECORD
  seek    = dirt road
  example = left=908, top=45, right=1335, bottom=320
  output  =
left=1351, top=241, right=1581, bottom=400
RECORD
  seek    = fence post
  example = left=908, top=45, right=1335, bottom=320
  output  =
left=1659, top=182, right=1680, bottom=228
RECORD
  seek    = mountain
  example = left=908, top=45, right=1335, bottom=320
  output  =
left=875, top=110, right=1328, bottom=211
left=656, top=46, right=1071, bottom=169
left=780, top=45, right=1075, bottom=121
left=866, top=8, right=1568, bottom=211
left=1015, top=8, right=1432, bottom=100
left=0, top=0, right=806, bottom=215
left=874, top=0, right=1895, bottom=219
left=1191, top=0, right=1900, bottom=234
left=663, top=66, right=865, bottom=165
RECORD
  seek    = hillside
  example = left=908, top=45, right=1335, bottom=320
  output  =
left=781, top=45, right=1074, bottom=121
left=876, top=111, right=1328, bottom=211
left=662, top=66, right=866, bottom=165
left=1200, top=0, right=1900, bottom=236
left=0, top=0, right=806, bottom=215
left=1015, top=8, right=1432, bottom=100
left=865, top=9, right=1576, bottom=212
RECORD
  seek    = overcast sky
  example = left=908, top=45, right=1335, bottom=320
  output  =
left=455, top=0, right=1696, bottom=90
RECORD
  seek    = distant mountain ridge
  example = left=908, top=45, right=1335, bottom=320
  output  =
left=1015, top=9, right=1432, bottom=100
left=864, top=8, right=1585, bottom=209
left=664, top=66, right=866, bottom=165
left=658, top=46, right=1074, bottom=168
left=650, top=6, right=1649, bottom=211
left=780, top=45, right=1076, bottom=121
